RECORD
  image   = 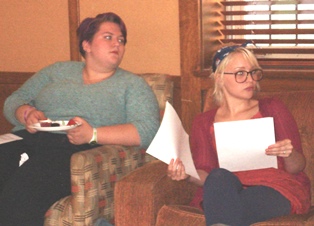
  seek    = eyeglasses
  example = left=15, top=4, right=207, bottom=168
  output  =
left=223, top=69, right=263, bottom=83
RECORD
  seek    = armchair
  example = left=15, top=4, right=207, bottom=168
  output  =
left=43, top=73, right=177, bottom=226
left=114, top=90, right=314, bottom=226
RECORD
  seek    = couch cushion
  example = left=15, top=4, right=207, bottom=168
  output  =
left=252, top=206, right=314, bottom=226
left=156, top=205, right=205, bottom=226
left=155, top=203, right=314, bottom=226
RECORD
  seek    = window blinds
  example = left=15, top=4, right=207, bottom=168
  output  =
left=202, top=0, right=314, bottom=69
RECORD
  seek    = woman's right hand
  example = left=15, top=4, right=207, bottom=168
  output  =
left=167, top=158, right=190, bottom=181
left=21, top=106, right=47, bottom=133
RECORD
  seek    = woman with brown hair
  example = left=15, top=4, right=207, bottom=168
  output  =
left=0, top=12, right=159, bottom=225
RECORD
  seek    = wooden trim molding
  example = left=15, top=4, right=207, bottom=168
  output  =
left=68, top=0, right=81, bottom=61
left=0, top=71, right=34, bottom=84
left=179, top=0, right=205, bottom=133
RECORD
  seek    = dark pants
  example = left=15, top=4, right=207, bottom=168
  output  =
left=203, top=168, right=291, bottom=226
left=0, top=130, right=95, bottom=226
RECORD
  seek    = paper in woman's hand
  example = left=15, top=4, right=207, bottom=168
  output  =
left=146, top=102, right=200, bottom=179
left=214, top=117, right=277, bottom=172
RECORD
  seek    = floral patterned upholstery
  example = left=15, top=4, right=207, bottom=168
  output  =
left=44, top=73, right=174, bottom=226
left=140, top=73, right=174, bottom=118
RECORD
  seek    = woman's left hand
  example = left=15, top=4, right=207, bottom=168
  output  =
left=266, top=139, right=293, bottom=158
left=66, top=117, right=93, bottom=145
left=167, top=158, right=189, bottom=181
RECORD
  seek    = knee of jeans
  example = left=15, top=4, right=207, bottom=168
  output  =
left=204, top=168, right=232, bottom=188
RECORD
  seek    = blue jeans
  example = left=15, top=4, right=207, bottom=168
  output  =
left=203, top=168, right=291, bottom=226
left=94, top=218, right=113, bottom=226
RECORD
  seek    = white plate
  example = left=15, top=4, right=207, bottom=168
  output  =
left=30, top=120, right=81, bottom=131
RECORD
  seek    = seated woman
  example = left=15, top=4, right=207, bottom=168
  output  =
left=0, top=12, right=159, bottom=226
left=167, top=44, right=310, bottom=226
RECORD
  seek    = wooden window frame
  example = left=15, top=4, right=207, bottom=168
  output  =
left=201, top=0, right=314, bottom=71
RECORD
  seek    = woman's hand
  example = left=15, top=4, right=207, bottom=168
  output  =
left=24, top=108, right=47, bottom=134
left=66, top=117, right=93, bottom=145
left=266, top=139, right=306, bottom=174
left=265, top=139, right=293, bottom=158
left=167, top=158, right=190, bottom=181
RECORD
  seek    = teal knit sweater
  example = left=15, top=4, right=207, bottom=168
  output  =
left=4, top=61, right=160, bottom=148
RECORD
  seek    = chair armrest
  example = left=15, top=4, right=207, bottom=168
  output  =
left=70, top=144, right=149, bottom=225
left=114, top=160, right=198, bottom=226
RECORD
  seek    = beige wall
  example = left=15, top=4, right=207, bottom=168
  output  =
left=80, top=0, right=180, bottom=75
left=0, top=0, right=70, bottom=72
left=1, top=0, right=181, bottom=75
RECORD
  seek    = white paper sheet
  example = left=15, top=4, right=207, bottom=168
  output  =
left=214, top=117, right=277, bottom=172
left=0, top=134, right=29, bottom=166
left=147, top=102, right=200, bottom=179
left=0, top=133, right=23, bottom=145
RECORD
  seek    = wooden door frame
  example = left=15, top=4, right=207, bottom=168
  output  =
left=178, top=0, right=210, bottom=132
left=68, top=0, right=81, bottom=61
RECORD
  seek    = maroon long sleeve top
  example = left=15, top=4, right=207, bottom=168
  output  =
left=189, top=97, right=311, bottom=214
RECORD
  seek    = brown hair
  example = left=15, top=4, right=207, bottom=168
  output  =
left=77, top=12, right=127, bottom=58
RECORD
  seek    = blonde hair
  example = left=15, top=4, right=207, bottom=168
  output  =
left=211, top=47, right=261, bottom=106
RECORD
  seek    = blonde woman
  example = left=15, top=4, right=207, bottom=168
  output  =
left=168, top=44, right=310, bottom=226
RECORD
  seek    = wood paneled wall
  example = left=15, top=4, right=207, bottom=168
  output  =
left=0, top=72, right=34, bottom=133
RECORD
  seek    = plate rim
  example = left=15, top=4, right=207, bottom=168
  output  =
left=30, top=120, right=81, bottom=131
